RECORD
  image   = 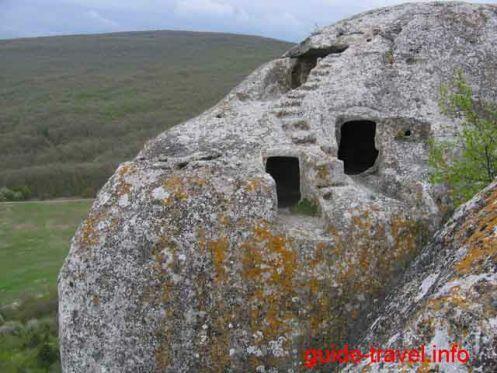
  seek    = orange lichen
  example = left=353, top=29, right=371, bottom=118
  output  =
left=155, top=339, right=173, bottom=370
left=115, top=163, right=136, bottom=197
left=316, top=164, right=330, bottom=182
left=152, top=194, right=432, bottom=369
left=310, top=207, right=428, bottom=345
left=206, top=236, right=229, bottom=282
left=240, top=223, right=297, bottom=353
left=416, top=360, right=433, bottom=373
left=151, top=235, right=182, bottom=371
left=163, top=176, right=189, bottom=202
left=426, top=286, right=470, bottom=311
left=455, top=188, right=497, bottom=274
left=162, top=175, right=209, bottom=204
left=218, top=213, right=230, bottom=227
left=78, top=211, right=106, bottom=247
left=209, top=310, right=232, bottom=371
left=117, top=163, right=136, bottom=177
left=245, top=177, right=262, bottom=192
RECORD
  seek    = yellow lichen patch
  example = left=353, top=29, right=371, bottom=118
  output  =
left=455, top=188, right=497, bottom=274
left=108, top=216, right=118, bottom=229
left=162, top=175, right=209, bottom=204
left=426, top=286, right=470, bottom=312
left=78, top=211, right=106, bottom=248
left=208, top=305, right=232, bottom=371
left=244, top=177, right=262, bottom=192
left=316, top=164, right=330, bottom=181
left=151, top=194, right=432, bottom=369
left=307, top=278, right=320, bottom=296
left=240, top=223, right=297, bottom=355
left=115, top=163, right=136, bottom=197
left=391, top=218, right=419, bottom=256
left=326, top=225, right=340, bottom=236
left=218, top=213, right=231, bottom=227
left=312, top=208, right=427, bottom=345
left=163, top=176, right=189, bottom=202
left=253, top=224, right=273, bottom=242
left=191, top=176, right=207, bottom=187
left=416, top=359, right=433, bottom=373
left=116, top=181, right=132, bottom=197
left=155, top=338, right=173, bottom=371
left=241, top=244, right=264, bottom=279
left=151, top=236, right=182, bottom=370
left=117, top=163, right=136, bottom=178
left=455, top=242, right=497, bottom=274
left=91, top=295, right=100, bottom=306
left=148, top=235, right=179, bottom=304
left=416, top=318, right=434, bottom=341
left=268, top=235, right=297, bottom=293
left=206, top=236, right=229, bottom=282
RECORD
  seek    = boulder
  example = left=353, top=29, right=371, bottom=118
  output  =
left=59, top=2, right=497, bottom=371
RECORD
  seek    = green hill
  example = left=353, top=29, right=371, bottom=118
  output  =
left=0, top=31, right=292, bottom=198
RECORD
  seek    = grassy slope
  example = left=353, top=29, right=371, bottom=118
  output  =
left=0, top=200, right=92, bottom=304
left=0, top=31, right=292, bottom=198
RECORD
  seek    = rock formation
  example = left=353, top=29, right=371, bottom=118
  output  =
left=59, top=2, right=497, bottom=371
left=353, top=179, right=497, bottom=372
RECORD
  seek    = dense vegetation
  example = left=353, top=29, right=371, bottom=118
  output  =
left=0, top=200, right=91, bottom=371
left=429, top=72, right=497, bottom=205
left=0, top=292, right=60, bottom=372
left=0, top=31, right=291, bottom=199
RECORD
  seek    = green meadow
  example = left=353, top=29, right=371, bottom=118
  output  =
left=0, top=200, right=92, bottom=304
left=0, top=200, right=91, bottom=371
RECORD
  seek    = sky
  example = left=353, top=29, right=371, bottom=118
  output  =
left=0, top=0, right=492, bottom=42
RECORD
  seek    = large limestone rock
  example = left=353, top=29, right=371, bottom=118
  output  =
left=59, top=2, right=497, bottom=371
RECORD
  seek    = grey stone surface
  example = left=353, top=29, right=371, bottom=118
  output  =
left=350, top=180, right=497, bottom=372
left=59, top=2, right=497, bottom=371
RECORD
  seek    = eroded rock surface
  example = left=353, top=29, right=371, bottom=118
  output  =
left=355, top=180, right=497, bottom=372
left=59, top=2, right=497, bottom=371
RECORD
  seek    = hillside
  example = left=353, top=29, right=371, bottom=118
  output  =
left=0, top=31, right=292, bottom=198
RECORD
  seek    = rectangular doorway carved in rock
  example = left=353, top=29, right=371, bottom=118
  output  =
left=338, top=120, right=379, bottom=175
left=265, top=156, right=301, bottom=207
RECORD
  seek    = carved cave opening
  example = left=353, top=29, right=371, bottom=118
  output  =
left=265, top=156, right=301, bottom=208
left=290, top=45, right=349, bottom=89
left=338, top=120, right=379, bottom=175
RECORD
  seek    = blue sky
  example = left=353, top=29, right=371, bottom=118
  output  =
left=0, top=0, right=492, bottom=42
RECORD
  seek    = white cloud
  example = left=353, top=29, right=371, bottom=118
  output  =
left=0, top=0, right=494, bottom=41
left=61, top=0, right=165, bottom=12
left=174, top=0, right=236, bottom=18
left=86, top=10, right=119, bottom=28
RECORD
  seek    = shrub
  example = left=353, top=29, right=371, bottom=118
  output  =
left=13, top=185, right=32, bottom=200
left=290, top=199, right=319, bottom=216
left=429, top=71, right=497, bottom=206
left=385, top=49, right=395, bottom=65
left=0, top=187, right=23, bottom=202
left=0, top=186, right=31, bottom=201
left=0, top=293, right=60, bottom=372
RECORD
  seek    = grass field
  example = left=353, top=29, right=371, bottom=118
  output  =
left=0, top=200, right=91, bottom=371
left=0, top=31, right=291, bottom=198
left=0, top=200, right=92, bottom=305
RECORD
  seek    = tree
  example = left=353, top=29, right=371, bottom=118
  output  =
left=429, top=71, right=497, bottom=206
